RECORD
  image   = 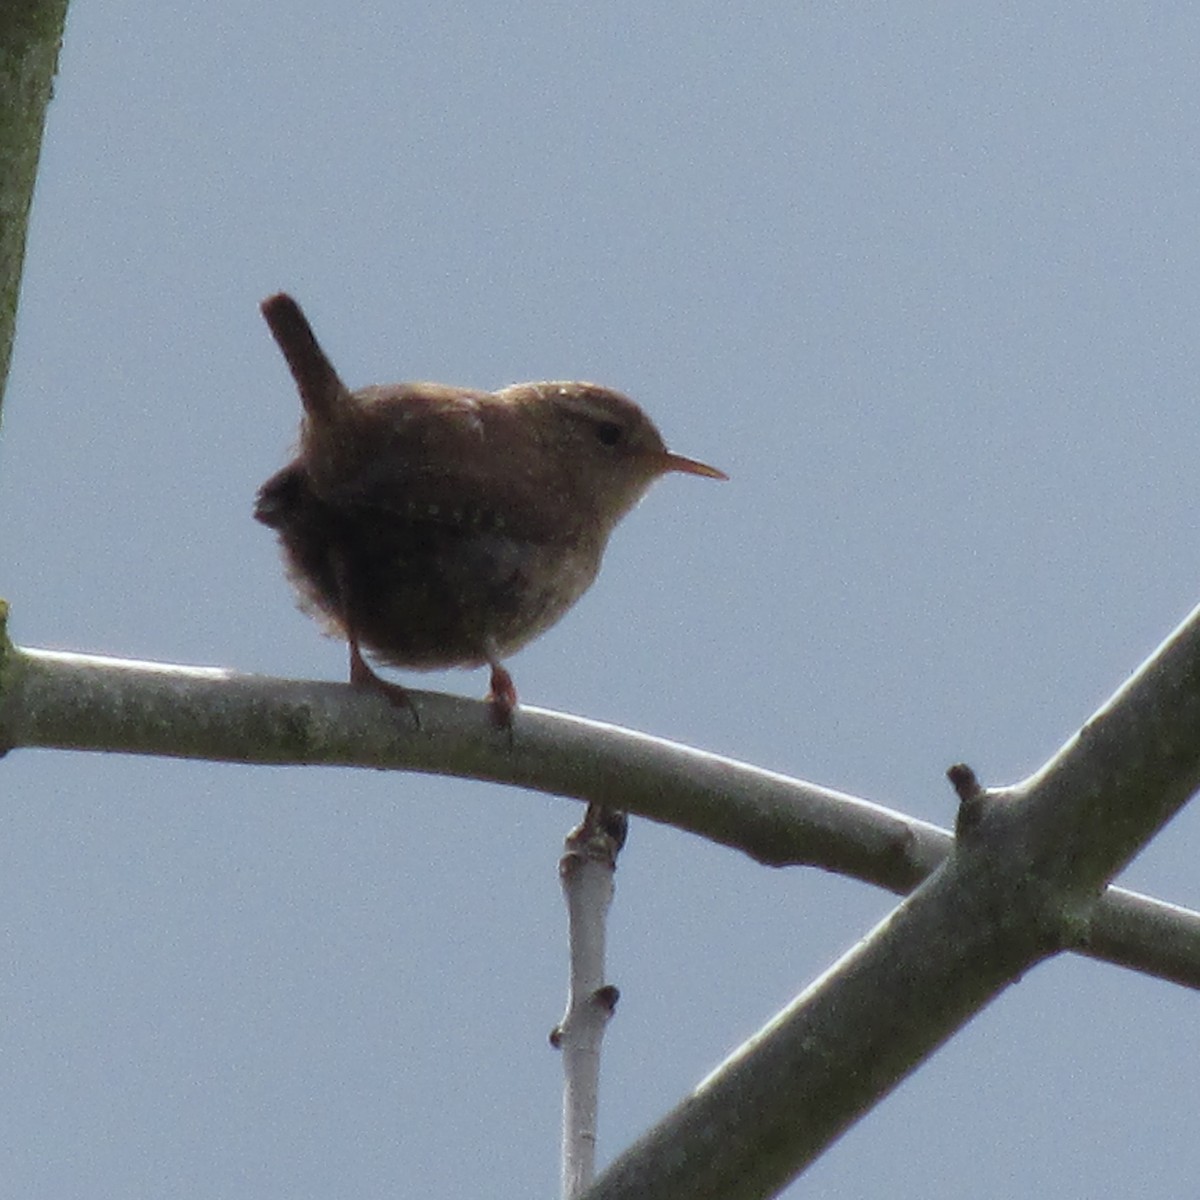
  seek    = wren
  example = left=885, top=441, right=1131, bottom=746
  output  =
left=254, top=292, right=726, bottom=725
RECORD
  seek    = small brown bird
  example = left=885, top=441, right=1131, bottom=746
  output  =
left=254, top=292, right=726, bottom=725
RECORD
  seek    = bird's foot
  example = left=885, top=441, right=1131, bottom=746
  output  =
left=486, top=662, right=518, bottom=730
left=349, top=640, right=421, bottom=729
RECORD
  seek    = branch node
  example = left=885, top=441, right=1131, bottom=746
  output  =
left=948, top=762, right=988, bottom=839
left=591, top=984, right=620, bottom=1016
left=562, top=802, right=628, bottom=872
left=947, top=762, right=981, bottom=802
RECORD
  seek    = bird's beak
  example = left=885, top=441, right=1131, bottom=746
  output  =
left=659, top=451, right=728, bottom=481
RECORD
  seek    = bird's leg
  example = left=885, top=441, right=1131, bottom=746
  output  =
left=485, top=652, right=518, bottom=729
left=330, top=552, right=420, bottom=728
left=347, top=636, right=422, bottom=728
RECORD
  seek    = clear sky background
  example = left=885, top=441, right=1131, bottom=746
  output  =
left=3, top=3, right=1199, bottom=1197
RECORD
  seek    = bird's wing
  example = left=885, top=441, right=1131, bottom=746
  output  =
left=317, top=462, right=573, bottom=545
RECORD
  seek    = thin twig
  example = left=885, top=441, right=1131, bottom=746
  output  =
left=553, top=804, right=627, bottom=1198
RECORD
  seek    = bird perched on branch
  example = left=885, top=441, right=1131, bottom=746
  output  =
left=254, top=292, right=726, bottom=726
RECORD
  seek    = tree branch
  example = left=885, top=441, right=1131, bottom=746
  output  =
left=554, top=803, right=627, bottom=1198
left=580, top=601, right=1200, bottom=1199
left=0, top=600, right=1197, bottom=994
left=0, top=0, right=70, bottom=417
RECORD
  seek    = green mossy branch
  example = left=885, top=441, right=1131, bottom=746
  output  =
left=0, top=0, right=71, bottom=419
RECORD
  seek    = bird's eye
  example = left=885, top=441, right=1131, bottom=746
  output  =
left=594, top=421, right=623, bottom=447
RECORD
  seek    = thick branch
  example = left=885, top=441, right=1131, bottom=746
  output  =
left=0, top=620, right=1197, bottom=991
left=585, top=835, right=1054, bottom=1200
left=0, top=635, right=949, bottom=880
